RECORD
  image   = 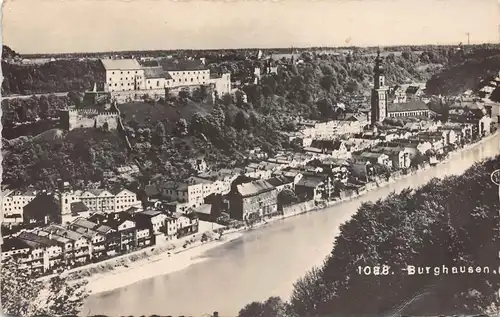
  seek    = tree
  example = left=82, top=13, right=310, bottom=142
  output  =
left=1, top=259, right=88, bottom=316
left=234, top=111, right=250, bottom=131
left=277, top=189, right=299, bottom=209
left=238, top=296, right=290, bottom=317
left=152, top=121, right=167, bottom=147
left=176, top=118, right=189, bottom=136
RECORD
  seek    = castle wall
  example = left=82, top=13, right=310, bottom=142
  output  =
left=111, top=88, right=166, bottom=103
left=62, top=109, right=119, bottom=131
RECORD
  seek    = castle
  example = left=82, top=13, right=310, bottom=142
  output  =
left=60, top=108, right=119, bottom=131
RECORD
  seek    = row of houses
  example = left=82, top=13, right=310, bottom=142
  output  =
left=1, top=209, right=199, bottom=275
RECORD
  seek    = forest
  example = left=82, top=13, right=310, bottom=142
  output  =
left=238, top=155, right=500, bottom=317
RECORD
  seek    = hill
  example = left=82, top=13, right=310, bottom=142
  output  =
left=426, top=50, right=500, bottom=96
left=2, top=129, right=131, bottom=190
left=1, top=59, right=103, bottom=95
left=118, top=100, right=214, bottom=129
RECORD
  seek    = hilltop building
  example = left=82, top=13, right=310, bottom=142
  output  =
left=96, top=58, right=231, bottom=102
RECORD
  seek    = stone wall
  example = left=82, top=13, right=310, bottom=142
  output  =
left=111, top=88, right=167, bottom=103
left=61, top=109, right=119, bottom=131
left=282, top=200, right=316, bottom=217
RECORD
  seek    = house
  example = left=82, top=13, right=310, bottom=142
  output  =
left=23, top=193, right=61, bottom=226
left=354, top=152, right=392, bottom=168
left=189, top=157, right=208, bottom=174
left=70, top=217, right=114, bottom=258
left=192, top=204, right=213, bottom=222
left=228, top=180, right=278, bottom=221
left=172, top=212, right=199, bottom=238
left=371, top=147, right=411, bottom=169
left=390, top=140, right=432, bottom=159
left=164, top=216, right=178, bottom=240
left=2, top=189, right=37, bottom=223
left=16, top=231, right=63, bottom=274
left=161, top=179, right=205, bottom=209
left=60, top=186, right=140, bottom=214
left=88, top=212, right=137, bottom=253
left=266, top=176, right=295, bottom=193
left=135, top=210, right=168, bottom=235
left=36, top=225, right=92, bottom=264
left=405, top=85, right=425, bottom=101
left=410, top=133, right=445, bottom=153
left=295, top=176, right=324, bottom=201
left=2, top=236, right=32, bottom=263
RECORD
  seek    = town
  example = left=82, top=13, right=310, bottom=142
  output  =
left=2, top=47, right=499, bottom=278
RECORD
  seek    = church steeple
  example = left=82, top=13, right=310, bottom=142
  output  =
left=373, top=48, right=386, bottom=89
left=370, top=47, right=388, bottom=126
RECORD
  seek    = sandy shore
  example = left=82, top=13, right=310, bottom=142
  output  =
left=86, top=230, right=244, bottom=294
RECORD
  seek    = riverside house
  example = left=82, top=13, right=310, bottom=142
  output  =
left=228, top=180, right=278, bottom=221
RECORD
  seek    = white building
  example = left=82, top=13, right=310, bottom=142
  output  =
left=2, top=189, right=37, bottom=223
left=101, top=59, right=145, bottom=92
left=60, top=188, right=141, bottom=215
left=100, top=58, right=232, bottom=97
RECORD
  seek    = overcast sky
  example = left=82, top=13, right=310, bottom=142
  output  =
left=2, top=0, right=500, bottom=54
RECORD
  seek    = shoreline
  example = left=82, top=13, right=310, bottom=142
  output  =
left=83, top=132, right=499, bottom=296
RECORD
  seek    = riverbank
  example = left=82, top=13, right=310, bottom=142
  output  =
left=85, top=230, right=244, bottom=294
left=83, top=132, right=498, bottom=296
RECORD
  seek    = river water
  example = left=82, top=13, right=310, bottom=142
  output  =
left=84, top=133, right=500, bottom=317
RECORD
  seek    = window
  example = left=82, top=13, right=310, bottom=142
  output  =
left=121, top=72, right=123, bottom=74
left=191, top=78, right=193, bottom=82
left=112, top=72, right=115, bottom=74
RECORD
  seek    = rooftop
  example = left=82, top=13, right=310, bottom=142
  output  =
left=143, top=66, right=167, bottom=79
left=159, top=59, right=207, bottom=72
left=2, top=237, right=31, bottom=252
left=137, top=209, right=164, bottom=217
left=388, top=101, right=429, bottom=113
left=266, top=176, right=292, bottom=187
left=100, top=59, right=142, bottom=70
left=296, top=176, right=324, bottom=188
left=237, top=180, right=275, bottom=197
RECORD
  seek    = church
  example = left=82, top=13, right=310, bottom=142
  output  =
left=370, top=50, right=431, bottom=126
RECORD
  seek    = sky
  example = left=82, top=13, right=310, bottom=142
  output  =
left=1, top=0, right=500, bottom=54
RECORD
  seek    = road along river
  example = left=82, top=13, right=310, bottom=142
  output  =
left=83, top=133, right=500, bottom=317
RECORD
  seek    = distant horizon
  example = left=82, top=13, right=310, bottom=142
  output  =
left=2, top=0, right=499, bottom=54
left=6, top=42, right=499, bottom=57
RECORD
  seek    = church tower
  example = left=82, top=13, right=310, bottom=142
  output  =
left=371, top=49, right=388, bottom=126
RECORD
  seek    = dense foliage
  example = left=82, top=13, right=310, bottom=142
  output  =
left=1, top=259, right=88, bottom=316
left=239, top=155, right=500, bottom=316
left=426, top=49, right=500, bottom=96
left=1, top=94, right=81, bottom=128
left=1, top=59, right=103, bottom=95
left=2, top=129, right=130, bottom=189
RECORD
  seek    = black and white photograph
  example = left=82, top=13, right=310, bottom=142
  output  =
left=1, top=0, right=500, bottom=316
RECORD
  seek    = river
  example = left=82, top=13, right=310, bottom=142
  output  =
left=83, top=133, right=500, bottom=317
